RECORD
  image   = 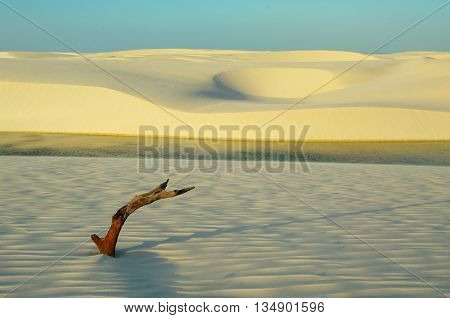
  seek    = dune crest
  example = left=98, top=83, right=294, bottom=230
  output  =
left=0, top=49, right=449, bottom=141
left=236, top=50, right=381, bottom=62
left=216, top=68, right=337, bottom=99
left=2, top=81, right=450, bottom=141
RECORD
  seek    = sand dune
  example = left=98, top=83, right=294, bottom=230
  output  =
left=216, top=68, right=337, bottom=99
left=0, top=49, right=449, bottom=141
left=230, top=50, right=381, bottom=62
left=0, top=52, right=14, bottom=59
left=376, top=51, right=450, bottom=60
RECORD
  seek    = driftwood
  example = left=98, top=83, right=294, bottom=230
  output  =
left=91, top=179, right=194, bottom=257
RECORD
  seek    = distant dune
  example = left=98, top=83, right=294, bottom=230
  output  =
left=1, top=49, right=450, bottom=141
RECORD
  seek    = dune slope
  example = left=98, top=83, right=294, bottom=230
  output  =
left=1, top=49, right=450, bottom=141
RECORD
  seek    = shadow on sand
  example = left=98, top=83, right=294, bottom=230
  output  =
left=95, top=250, right=179, bottom=297
left=194, top=76, right=247, bottom=101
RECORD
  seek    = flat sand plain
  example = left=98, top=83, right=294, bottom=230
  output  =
left=0, top=157, right=449, bottom=297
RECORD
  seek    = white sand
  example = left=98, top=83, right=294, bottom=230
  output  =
left=0, top=156, right=449, bottom=297
left=1, top=50, right=450, bottom=141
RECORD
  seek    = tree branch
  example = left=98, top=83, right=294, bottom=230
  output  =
left=91, top=179, right=195, bottom=257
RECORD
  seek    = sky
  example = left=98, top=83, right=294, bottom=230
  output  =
left=0, top=0, right=449, bottom=52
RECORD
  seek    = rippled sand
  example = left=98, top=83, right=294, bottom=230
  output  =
left=0, top=156, right=449, bottom=297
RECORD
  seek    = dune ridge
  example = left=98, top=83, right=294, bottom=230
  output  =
left=1, top=49, right=449, bottom=141
left=215, top=68, right=338, bottom=99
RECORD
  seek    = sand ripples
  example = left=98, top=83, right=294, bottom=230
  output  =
left=0, top=157, right=449, bottom=297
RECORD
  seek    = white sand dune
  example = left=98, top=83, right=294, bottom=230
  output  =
left=0, top=157, right=449, bottom=297
left=0, top=49, right=449, bottom=140
left=376, top=51, right=450, bottom=60
left=0, top=52, right=14, bottom=59
left=216, top=68, right=338, bottom=99
left=229, top=50, right=381, bottom=62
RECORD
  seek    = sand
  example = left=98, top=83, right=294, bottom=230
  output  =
left=1, top=49, right=450, bottom=141
left=0, top=156, right=449, bottom=297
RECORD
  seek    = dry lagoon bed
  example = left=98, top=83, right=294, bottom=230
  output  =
left=0, top=156, right=449, bottom=297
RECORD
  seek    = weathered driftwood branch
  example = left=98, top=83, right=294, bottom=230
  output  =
left=91, top=179, right=194, bottom=257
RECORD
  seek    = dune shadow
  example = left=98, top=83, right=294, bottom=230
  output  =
left=194, top=76, right=247, bottom=101
left=194, top=76, right=302, bottom=106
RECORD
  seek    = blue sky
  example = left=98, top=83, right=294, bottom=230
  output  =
left=0, top=0, right=449, bottom=52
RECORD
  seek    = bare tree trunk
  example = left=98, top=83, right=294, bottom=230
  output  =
left=91, top=179, right=194, bottom=257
